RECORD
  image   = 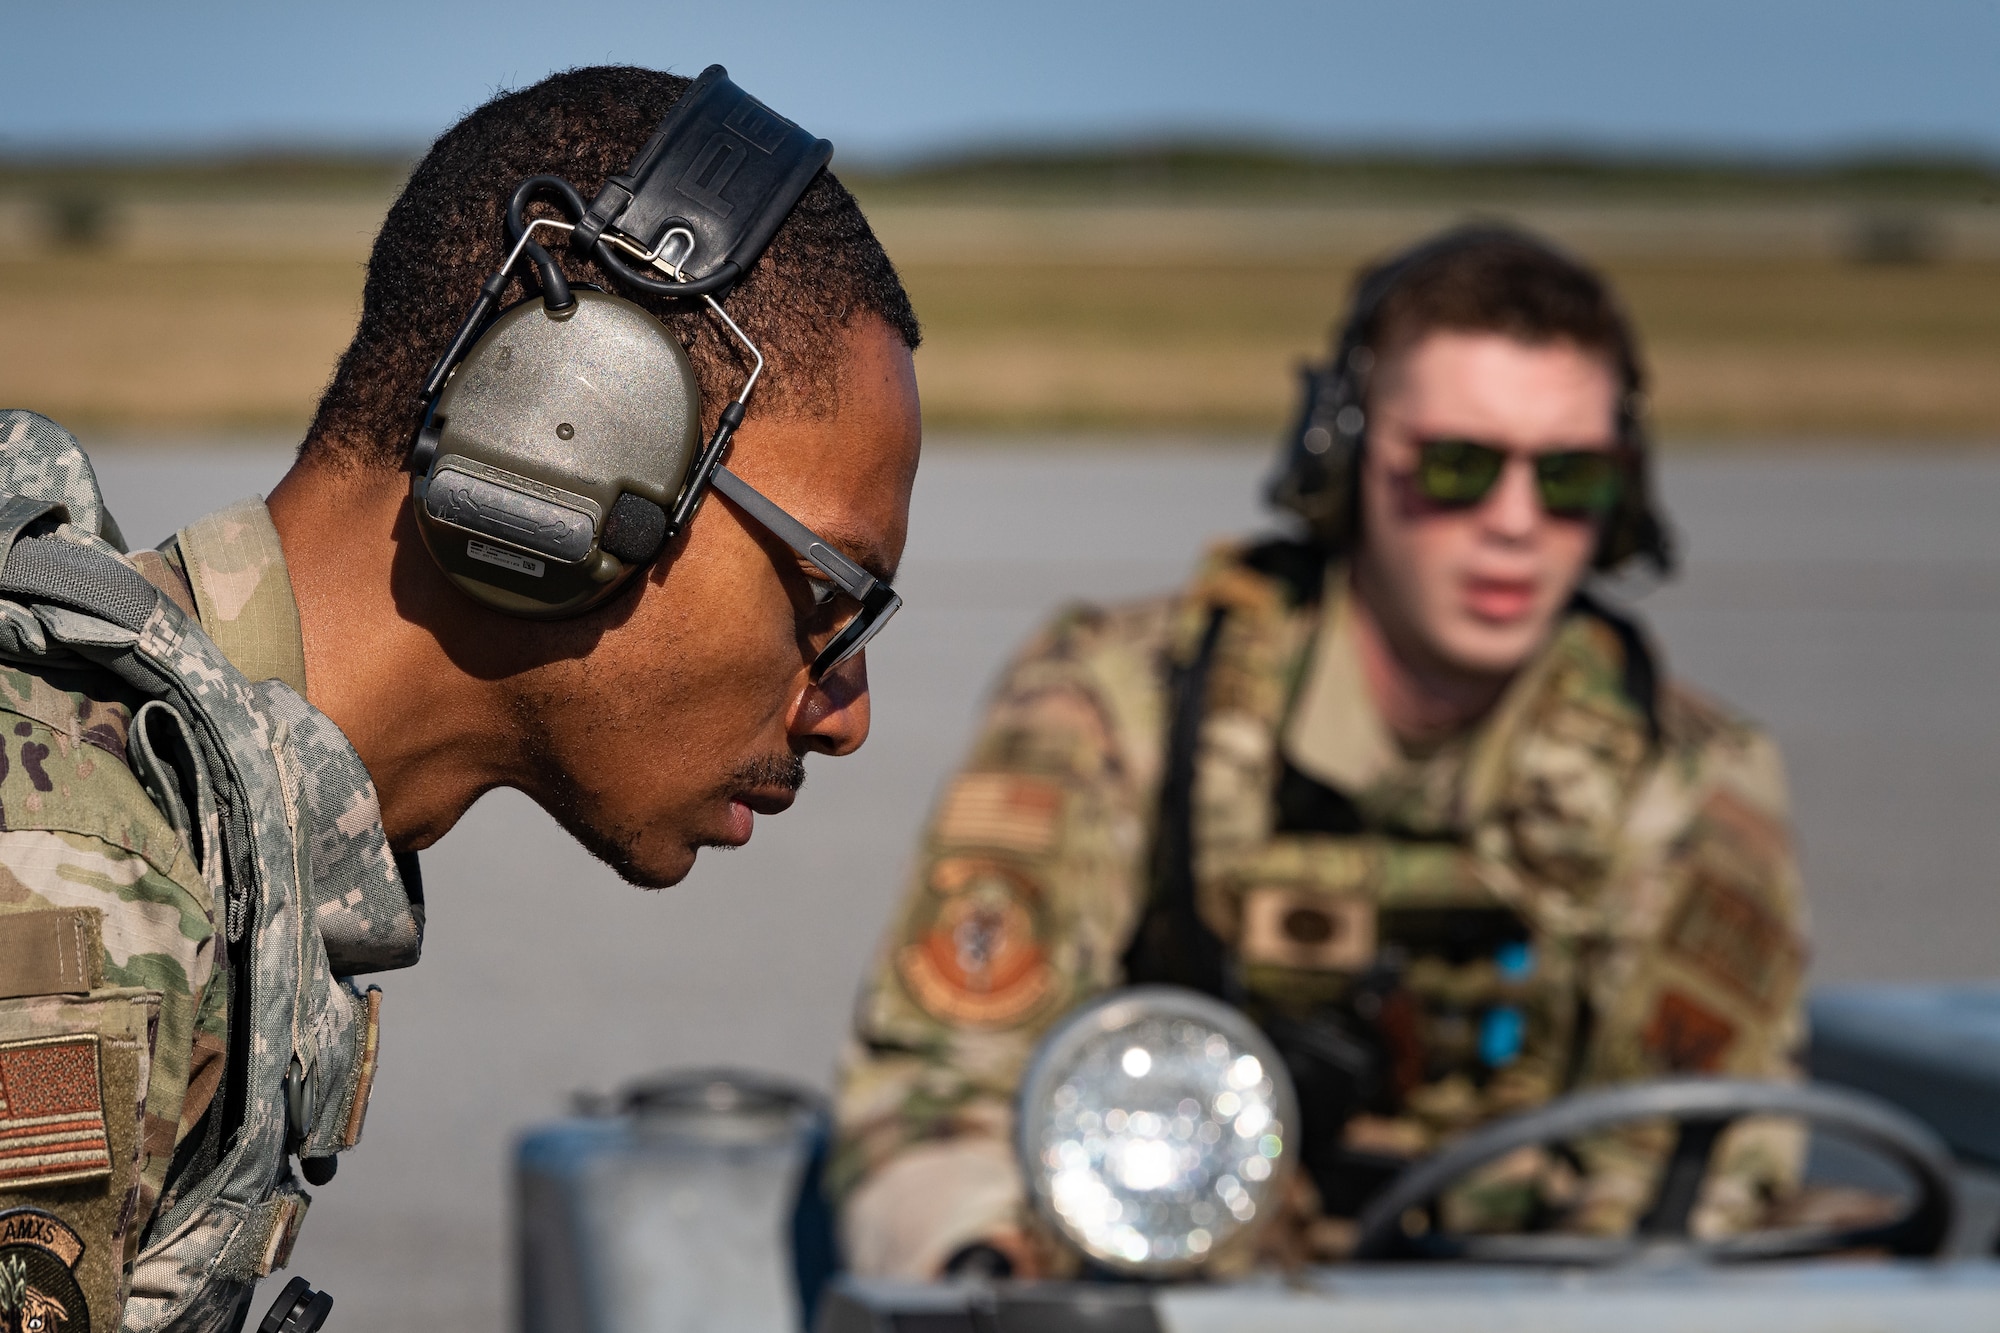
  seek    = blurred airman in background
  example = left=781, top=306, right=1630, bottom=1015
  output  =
left=833, top=226, right=1807, bottom=1279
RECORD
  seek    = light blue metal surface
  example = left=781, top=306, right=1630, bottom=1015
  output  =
left=1811, top=985, right=2000, bottom=1167
left=825, top=1263, right=2000, bottom=1333
left=1158, top=1261, right=2000, bottom=1333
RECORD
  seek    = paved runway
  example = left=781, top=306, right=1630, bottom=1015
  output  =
left=84, top=441, right=2000, bottom=1332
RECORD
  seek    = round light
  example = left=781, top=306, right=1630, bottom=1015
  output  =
left=1016, top=986, right=1299, bottom=1276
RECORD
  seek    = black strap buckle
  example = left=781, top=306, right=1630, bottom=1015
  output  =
left=571, top=63, right=831, bottom=300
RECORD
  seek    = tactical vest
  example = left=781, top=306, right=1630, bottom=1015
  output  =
left=1125, top=542, right=1660, bottom=1216
left=0, top=413, right=422, bottom=1333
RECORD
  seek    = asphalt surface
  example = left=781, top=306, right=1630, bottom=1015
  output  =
left=84, top=441, right=2000, bottom=1333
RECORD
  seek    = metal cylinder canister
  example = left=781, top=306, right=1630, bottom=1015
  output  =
left=515, top=1070, right=836, bottom=1333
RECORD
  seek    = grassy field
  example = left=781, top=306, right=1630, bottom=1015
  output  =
left=898, top=251, right=2000, bottom=436
left=0, top=255, right=363, bottom=431
left=2, top=149, right=1997, bottom=442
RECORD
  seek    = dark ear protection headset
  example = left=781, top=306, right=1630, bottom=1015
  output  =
left=1266, top=224, right=1674, bottom=575
left=408, top=65, right=832, bottom=618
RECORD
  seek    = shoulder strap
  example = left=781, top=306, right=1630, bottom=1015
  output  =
left=176, top=499, right=307, bottom=695
left=0, top=527, right=165, bottom=632
left=1120, top=606, right=1233, bottom=999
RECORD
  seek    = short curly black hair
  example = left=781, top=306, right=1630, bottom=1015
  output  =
left=302, top=65, right=920, bottom=471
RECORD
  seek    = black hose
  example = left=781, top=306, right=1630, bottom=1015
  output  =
left=417, top=266, right=510, bottom=405
left=506, top=176, right=586, bottom=312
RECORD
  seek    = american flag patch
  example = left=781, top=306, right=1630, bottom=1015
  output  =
left=936, top=774, right=1063, bottom=855
left=0, top=1035, right=111, bottom=1187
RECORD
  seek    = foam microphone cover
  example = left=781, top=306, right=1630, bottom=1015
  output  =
left=601, top=493, right=669, bottom=564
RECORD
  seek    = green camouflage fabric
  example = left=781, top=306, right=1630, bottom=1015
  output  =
left=0, top=413, right=419, bottom=1333
left=0, top=662, right=216, bottom=1234
left=834, top=542, right=1809, bottom=1278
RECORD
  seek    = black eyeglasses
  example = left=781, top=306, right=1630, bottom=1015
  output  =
left=1412, top=438, right=1625, bottom=517
left=708, top=466, right=902, bottom=681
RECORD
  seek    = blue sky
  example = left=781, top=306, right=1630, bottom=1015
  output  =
left=5, top=0, right=1997, bottom=160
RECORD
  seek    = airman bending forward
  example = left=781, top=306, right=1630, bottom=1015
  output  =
left=0, top=64, right=922, bottom=1333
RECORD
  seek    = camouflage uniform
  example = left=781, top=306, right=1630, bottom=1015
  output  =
left=0, top=413, right=419, bottom=1333
left=834, top=541, right=1808, bottom=1278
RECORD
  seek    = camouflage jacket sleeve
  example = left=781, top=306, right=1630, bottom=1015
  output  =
left=0, top=675, right=222, bottom=1266
left=1570, top=682, right=1811, bottom=1233
left=832, top=599, right=1175, bottom=1278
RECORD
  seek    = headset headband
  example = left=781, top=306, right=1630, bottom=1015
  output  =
left=419, top=66, right=829, bottom=412
left=570, top=65, right=834, bottom=300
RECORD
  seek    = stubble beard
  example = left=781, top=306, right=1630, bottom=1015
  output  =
left=524, top=727, right=808, bottom=890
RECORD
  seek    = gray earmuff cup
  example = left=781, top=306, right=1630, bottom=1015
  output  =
left=413, top=288, right=702, bottom=618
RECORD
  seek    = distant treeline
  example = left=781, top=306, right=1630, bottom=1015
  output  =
left=4, top=142, right=1998, bottom=203
left=0, top=150, right=411, bottom=197
left=857, top=142, right=2000, bottom=203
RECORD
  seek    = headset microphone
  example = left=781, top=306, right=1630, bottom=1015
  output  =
left=408, top=65, right=831, bottom=618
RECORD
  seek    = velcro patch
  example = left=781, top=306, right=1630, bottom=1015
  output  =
left=0, top=1036, right=111, bottom=1188
left=1238, top=888, right=1376, bottom=971
left=342, top=987, right=382, bottom=1149
left=1667, top=874, right=1791, bottom=1009
left=934, top=774, right=1062, bottom=856
left=0, top=909, right=102, bottom=1001
left=896, top=857, right=1055, bottom=1028
left=1643, top=989, right=1737, bottom=1073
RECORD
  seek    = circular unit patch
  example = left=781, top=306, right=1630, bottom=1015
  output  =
left=0, top=1209, right=88, bottom=1333
left=897, top=857, right=1056, bottom=1029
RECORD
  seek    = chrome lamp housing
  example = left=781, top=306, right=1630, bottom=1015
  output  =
left=1015, top=986, right=1299, bottom=1276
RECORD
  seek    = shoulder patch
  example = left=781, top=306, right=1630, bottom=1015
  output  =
left=0, top=1207, right=91, bottom=1333
left=1666, top=871, right=1793, bottom=1010
left=1643, top=989, right=1737, bottom=1073
left=0, top=1037, right=110, bottom=1188
left=935, top=774, right=1063, bottom=856
left=896, top=857, right=1057, bottom=1029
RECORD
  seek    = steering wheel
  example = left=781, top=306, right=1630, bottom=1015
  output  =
left=1351, top=1079, right=1958, bottom=1264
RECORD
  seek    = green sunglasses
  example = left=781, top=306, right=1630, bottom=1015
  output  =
left=1412, top=438, right=1625, bottom=517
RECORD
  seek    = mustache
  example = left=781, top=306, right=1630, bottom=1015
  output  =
left=728, top=753, right=806, bottom=794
